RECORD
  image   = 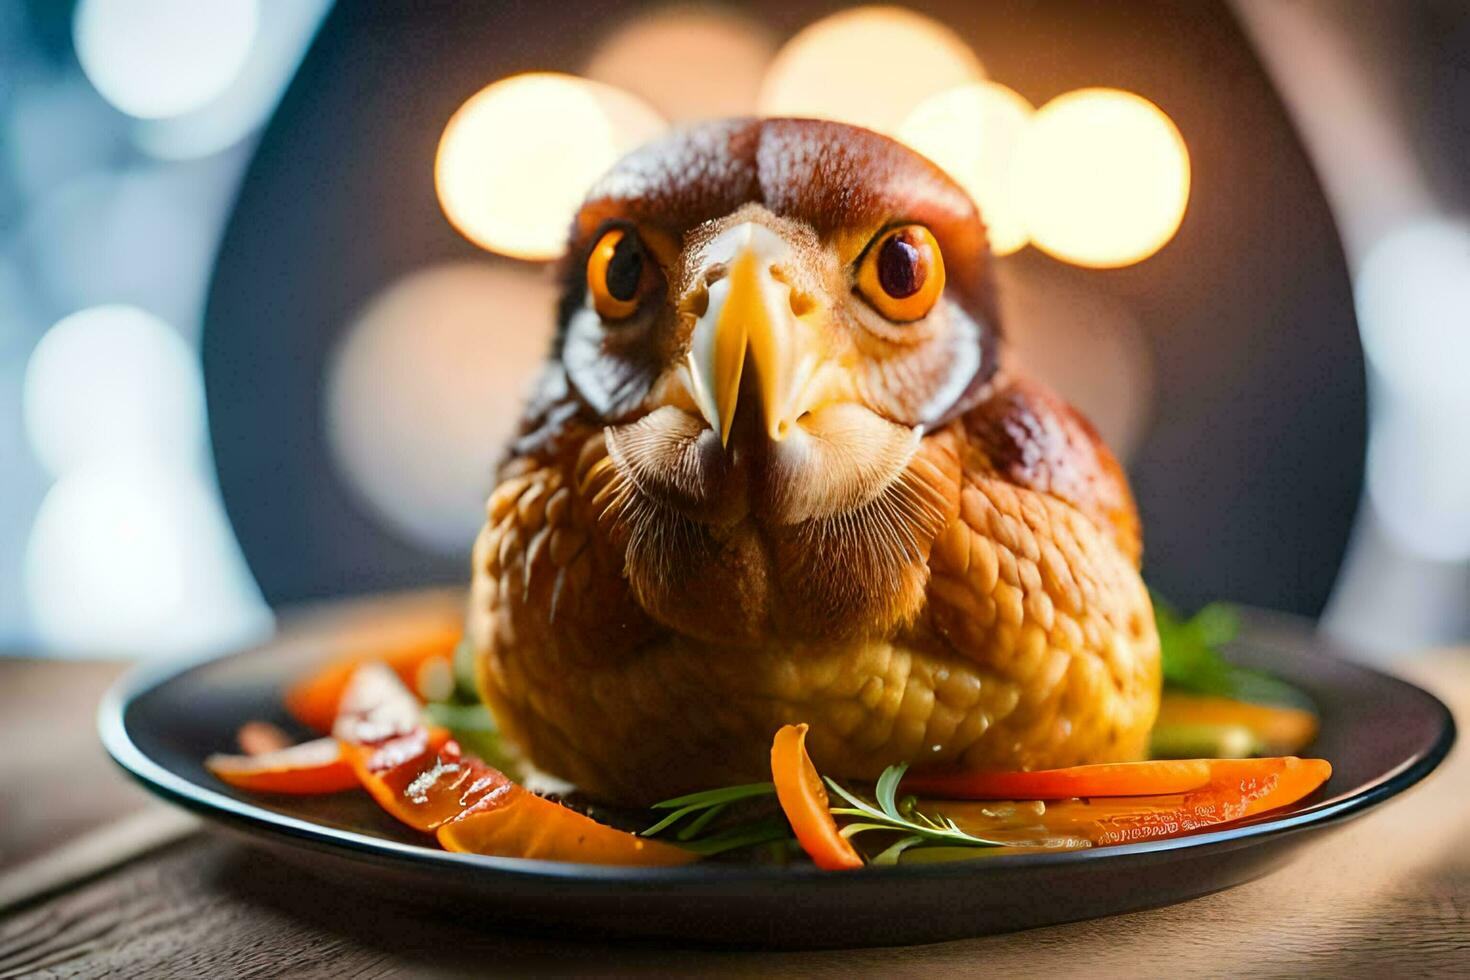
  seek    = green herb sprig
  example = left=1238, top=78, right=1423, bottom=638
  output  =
left=638, top=782, right=793, bottom=857
left=826, top=764, right=1006, bottom=865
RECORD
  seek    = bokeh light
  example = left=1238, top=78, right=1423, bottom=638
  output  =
left=435, top=73, right=666, bottom=261
left=326, top=262, right=558, bottom=553
left=898, top=81, right=1033, bottom=256
left=22, top=305, right=204, bottom=479
left=1355, top=218, right=1470, bottom=403
left=6, top=76, right=124, bottom=198
left=25, top=463, right=269, bottom=656
left=584, top=7, right=776, bottom=122
left=132, top=0, right=333, bottom=160
left=73, top=0, right=259, bottom=120
left=1013, top=88, right=1190, bottom=268
left=1366, top=392, right=1470, bottom=562
left=1355, top=219, right=1470, bottom=560
left=22, top=170, right=226, bottom=332
left=758, top=6, right=984, bottom=137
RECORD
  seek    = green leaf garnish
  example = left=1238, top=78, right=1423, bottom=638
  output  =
left=826, top=764, right=1006, bottom=849
left=672, top=817, right=793, bottom=856
left=650, top=782, right=776, bottom=810
left=870, top=835, right=927, bottom=866
left=641, top=782, right=777, bottom=839
left=421, top=701, right=498, bottom=731
left=676, top=802, right=728, bottom=841
left=1153, top=593, right=1311, bottom=708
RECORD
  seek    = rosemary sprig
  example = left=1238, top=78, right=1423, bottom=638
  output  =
left=826, top=763, right=1007, bottom=863
left=640, top=781, right=776, bottom=838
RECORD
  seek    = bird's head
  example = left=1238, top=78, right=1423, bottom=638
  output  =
left=551, top=118, right=999, bottom=643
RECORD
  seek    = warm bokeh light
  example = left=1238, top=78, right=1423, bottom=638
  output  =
left=73, top=0, right=259, bottom=120
left=758, top=6, right=984, bottom=137
left=1013, top=88, right=1190, bottom=268
left=435, top=73, right=665, bottom=261
left=326, top=262, right=558, bottom=553
left=584, top=7, right=776, bottom=122
left=898, top=81, right=1033, bottom=256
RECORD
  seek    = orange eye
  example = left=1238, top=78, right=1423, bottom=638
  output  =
left=587, top=228, right=649, bottom=321
left=856, top=225, right=945, bottom=322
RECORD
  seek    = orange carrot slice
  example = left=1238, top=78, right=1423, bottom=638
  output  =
left=1065, top=756, right=1331, bottom=845
left=770, top=724, right=864, bottom=871
left=237, top=720, right=293, bottom=756
left=438, top=793, right=697, bottom=866
left=207, top=738, right=359, bottom=795
left=330, top=662, right=687, bottom=865
left=942, top=757, right=1333, bottom=847
left=332, top=662, right=425, bottom=745
left=285, top=625, right=461, bottom=733
left=340, top=733, right=508, bottom=832
left=1155, top=693, right=1319, bottom=754
left=904, top=759, right=1218, bottom=800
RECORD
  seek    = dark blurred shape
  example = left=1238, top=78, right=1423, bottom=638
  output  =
left=204, top=0, right=1364, bottom=615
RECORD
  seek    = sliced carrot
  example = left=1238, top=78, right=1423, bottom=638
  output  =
left=904, top=759, right=1218, bottom=800
left=332, top=662, right=426, bottom=745
left=1155, top=693, right=1319, bottom=755
left=339, top=731, right=500, bottom=832
left=332, top=665, right=472, bottom=830
left=1059, top=757, right=1331, bottom=845
left=207, top=738, right=359, bottom=795
left=237, top=720, right=293, bottom=756
left=770, top=724, right=864, bottom=871
left=285, top=625, right=461, bottom=733
left=438, top=793, right=697, bottom=866
left=329, top=660, right=694, bottom=865
left=939, top=757, right=1332, bottom=847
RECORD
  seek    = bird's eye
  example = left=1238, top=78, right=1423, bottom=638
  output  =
left=856, top=225, right=945, bottom=322
left=587, top=228, right=649, bottom=321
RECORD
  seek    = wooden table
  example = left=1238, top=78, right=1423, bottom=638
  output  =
left=1, top=649, right=1466, bottom=978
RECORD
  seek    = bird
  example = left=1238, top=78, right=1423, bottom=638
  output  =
left=466, top=117, right=1160, bottom=805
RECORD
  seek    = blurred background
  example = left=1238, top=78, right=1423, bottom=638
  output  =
left=0, top=0, right=1465, bottom=663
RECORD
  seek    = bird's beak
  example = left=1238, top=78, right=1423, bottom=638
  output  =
left=685, top=222, right=826, bottom=447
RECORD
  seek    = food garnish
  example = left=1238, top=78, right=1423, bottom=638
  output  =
left=209, top=617, right=1332, bottom=869
left=771, top=724, right=864, bottom=870
left=969, top=756, right=1334, bottom=847
left=283, top=623, right=461, bottom=732
left=206, top=738, right=359, bottom=795
left=825, top=765, right=1010, bottom=865
left=1152, top=694, right=1319, bottom=757
left=1154, top=595, right=1311, bottom=708
left=236, top=720, right=293, bottom=756
left=438, top=792, right=696, bottom=866
left=902, top=759, right=1218, bottom=800
left=331, top=663, right=691, bottom=865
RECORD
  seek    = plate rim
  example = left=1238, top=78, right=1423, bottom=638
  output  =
left=99, top=618, right=1456, bottom=886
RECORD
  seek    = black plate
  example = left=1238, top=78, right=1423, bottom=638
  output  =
left=100, top=591, right=1453, bottom=949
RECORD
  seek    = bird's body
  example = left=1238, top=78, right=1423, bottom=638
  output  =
left=468, top=118, right=1159, bottom=804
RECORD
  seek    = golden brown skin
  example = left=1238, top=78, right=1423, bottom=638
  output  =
left=468, top=120, right=1159, bottom=804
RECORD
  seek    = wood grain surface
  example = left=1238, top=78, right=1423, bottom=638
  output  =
left=0, top=653, right=1465, bottom=978
left=0, top=661, right=155, bottom=874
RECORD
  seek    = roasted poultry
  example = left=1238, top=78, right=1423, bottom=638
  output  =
left=467, top=118, right=1159, bottom=804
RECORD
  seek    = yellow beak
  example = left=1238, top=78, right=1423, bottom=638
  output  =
left=685, top=222, right=823, bottom=446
